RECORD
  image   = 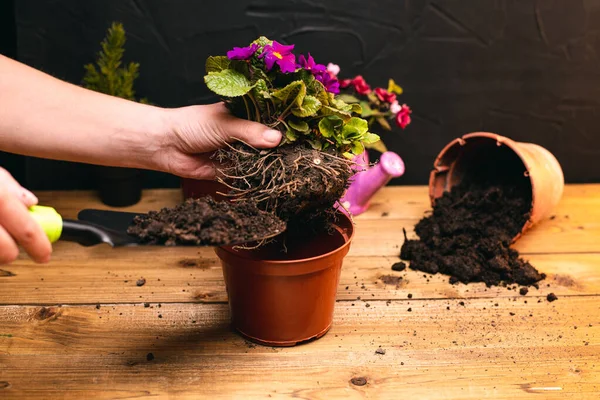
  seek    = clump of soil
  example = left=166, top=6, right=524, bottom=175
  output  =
left=400, top=183, right=546, bottom=287
left=391, top=262, right=407, bottom=272
left=127, top=197, right=285, bottom=246
left=547, top=293, right=558, bottom=302
left=214, top=144, right=353, bottom=221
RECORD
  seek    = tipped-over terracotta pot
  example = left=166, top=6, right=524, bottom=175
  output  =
left=429, top=132, right=564, bottom=242
left=214, top=213, right=354, bottom=347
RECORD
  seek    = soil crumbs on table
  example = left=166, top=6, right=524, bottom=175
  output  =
left=127, top=197, right=286, bottom=246
left=400, top=183, right=546, bottom=287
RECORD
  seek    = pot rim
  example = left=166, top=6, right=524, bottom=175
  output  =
left=215, top=212, right=355, bottom=265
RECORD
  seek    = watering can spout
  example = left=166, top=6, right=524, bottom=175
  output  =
left=339, top=151, right=405, bottom=216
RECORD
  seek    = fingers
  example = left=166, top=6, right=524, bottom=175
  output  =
left=207, top=103, right=282, bottom=149
left=0, top=224, right=19, bottom=264
left=0, top=167, right=38, bottom=207
left=0, top=183, right=51, bottom=264
left=223, top=114, right=282, bottom=148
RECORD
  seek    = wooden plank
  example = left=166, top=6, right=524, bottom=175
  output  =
left=0, top=298, right=598, bottom=399
left=34, top=185, right=600, bottom=256
left=2, top=250, right=600, bottom=305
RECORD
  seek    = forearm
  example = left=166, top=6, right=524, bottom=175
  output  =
left=0, top=55, right=168, bottom=169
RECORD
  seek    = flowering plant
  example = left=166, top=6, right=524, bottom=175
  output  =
left=204, top=36, right=379, bottom=158
left=335, top=73, right=412, bottom=153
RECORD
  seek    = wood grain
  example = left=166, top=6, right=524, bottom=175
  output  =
left=35, top=185, right=600, bottom=256
left=0, top=298, right=598, bottom=399
left=1, top=252, right=599, bottom=305
left=0, top=185, right=597, bottom=399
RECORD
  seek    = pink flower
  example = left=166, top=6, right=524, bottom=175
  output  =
left=395, top=104, right=412, bottom=129
left=390, top=101, right=402, bottom=114
left=375, top=87, right=397, bottom=104
left=352, top=75, right=371, bottom=95
left=327, top=63, right=340, bottom=77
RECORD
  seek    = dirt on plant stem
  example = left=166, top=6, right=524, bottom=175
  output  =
left=127, top=197, right=286, bottom=246
left=213, top=143, right=353, bottom=222
left=400, top=182, right=546, bottom=287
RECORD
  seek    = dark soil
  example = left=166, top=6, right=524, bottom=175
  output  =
left=127, top=197, right=285, bottom=246
left=136, top=278, right=146, bottom=287
left=547, top=293, right=558, bottom=302
left=519, top=287, right=529, bottom=296
left=214, top=144, right=352, bottom=221
left=400, top=183, right=546, bottom=287
left=391, top=261, right=407, bottom=272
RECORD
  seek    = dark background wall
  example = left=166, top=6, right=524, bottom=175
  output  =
left=2, top=0, right=600, bottom=190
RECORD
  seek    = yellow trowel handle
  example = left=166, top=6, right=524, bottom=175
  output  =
left=28, top=205, right=63, bottom=243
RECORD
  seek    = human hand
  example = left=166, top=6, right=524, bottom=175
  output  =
left=0, top=167, right=52, bottom=264
left=152, top=103, right=282, bottom=179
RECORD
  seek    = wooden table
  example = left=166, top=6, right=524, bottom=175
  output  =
left=1, top=185, right=599, bottom=399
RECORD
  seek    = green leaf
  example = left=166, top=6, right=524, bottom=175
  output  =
left=362, top=132, right=381, bottom=144
left=311, top=80, right=330, bottom=106
left=251, top=79, right=268, bottom=115
left=307, top=139, right=323, bottom=151
left=319, top=116, right=343, bottom=138
left=252, top=36, right=272, bottom=47
left=286, top=127, right=298, bottom=142
left=205, top=56, right=231, bottom=73
left=337, top=94, right=361, bottom=103
left=288, top=120, right=309, bottom=133
left=204, top=69, right=256, bottom=97
left=351, top=141, right=365, bottom=155
left=331, top=97, right=353, bottom=112
left=344, top=117, right=369, bottom=135
left=292, top=95, right=321, bottom=117
left=320, top=105, right=352, bottom=120
left=343, top=152, right=354, bottom=159
left=359, top=101, right=375, bottom=118
left=350, top=103, right=362, bottom=114
left=365, top=139, right=388, bottom=153
left=272, top=80, right=306, bottom=108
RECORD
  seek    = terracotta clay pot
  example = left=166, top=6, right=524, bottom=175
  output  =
left=214, top=213, right=354, bottom=346
left=181, top=178, right=229, bottom=201
left=429, top=132, right=564, bottom=241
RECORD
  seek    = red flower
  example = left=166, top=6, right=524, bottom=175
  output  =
left=352, top=75, right=371, bottom=95
left=375, top=87, right=396, bottom=104
left=340, top=79, right=352, bottom=88
left=395, top=104, right=412, bottom=129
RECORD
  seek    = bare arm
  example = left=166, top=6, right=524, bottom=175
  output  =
left=0, top=55, right=282, bottom=266
left=0, top=55, right=281, bottom=176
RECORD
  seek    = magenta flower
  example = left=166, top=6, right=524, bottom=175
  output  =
left=297, top=53, right=339, bottom=93
left=259, top=41, right=296, bottom=73
left=315, top=71, right=340, bottom=94
left=226, top=43, right=259, bottom=60
left=297, top=53, right=327, bottom=74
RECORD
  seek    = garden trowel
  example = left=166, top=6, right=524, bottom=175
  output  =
left=28, top=205, right=284, bottom=247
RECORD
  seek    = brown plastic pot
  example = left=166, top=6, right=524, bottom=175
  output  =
left=181, top=178, right=229, bottom=201
left=214, top=213, right=354, bottom=347
left=429, top=132, right=564, bottom=242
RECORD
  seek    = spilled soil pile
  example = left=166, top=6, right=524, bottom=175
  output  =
left=401, top=183, right=546, bottom=287
left=127, top=197, right=285, bottom=246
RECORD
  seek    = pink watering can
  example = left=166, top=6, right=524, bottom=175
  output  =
left=338, top=151, right=405, bottom=215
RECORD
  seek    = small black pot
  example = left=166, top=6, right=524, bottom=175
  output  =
left=95, top=166, right=142, bottom=207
